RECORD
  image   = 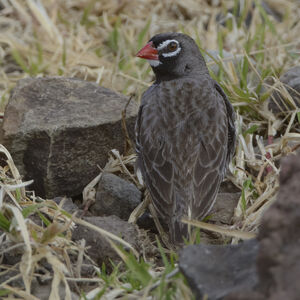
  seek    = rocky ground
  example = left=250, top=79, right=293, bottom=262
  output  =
left=0, top=74, right=299, bottom=299
left=0, top=1, right=300, bottom=299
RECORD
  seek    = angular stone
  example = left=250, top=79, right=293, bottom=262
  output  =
left=255, top=153, right=300, bottom=299
left=179, top=239, right=259, bottom=300
left=137, top=211, right=157, bottom=232
left=31, top=281, right=79, bottom=300
left=53, top=197, right=79, bottom=214
left=91, top=173, right=142, bottom=220
left=72, top=215, right=140, bottom=268
left=1, top=77, right=138, bottom=198
left=226, top=152, right=300, bottom=300
left=211, top=192, right=240, bottom=224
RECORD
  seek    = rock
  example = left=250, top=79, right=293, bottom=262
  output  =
left=1, top=240, right=23, bottom=267
left=90, top=173, right=141, bottom=220
left=219, top=180, right=241, bottom=194
left=226, top=152, right=300, bottom=300
left=256, top=152, right=300, bottom=299
left=53, top=197, right=79, bottom=214
left=216, top=1, right=282, bottom=28
left=0, top=269, right=22, bottom=288
left=1, top=77, right=138, bottom=198
left=268, top=66, right=300, bottom=114
left=205, top=50, right=237, bottom=75
left=210, top=192, right=240, bottom=224
left=72, top=215, right=140, bottom=268
left=179, top=239, right=259, bottom=299
left=31, top=280, right=79, bottom=300
left=137, top=211, right=157, bottom=232
left=224, top=291, right=265, bottom=300
left=187, top=153, right=300, bottom=300
left=29, top=198, right=79, bottom=227
left=179, top=239, right=259, bottom=300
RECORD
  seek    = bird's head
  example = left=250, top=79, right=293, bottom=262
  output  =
left=136, top=32, right=208, bottom=81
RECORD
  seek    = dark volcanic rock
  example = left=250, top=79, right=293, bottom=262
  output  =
left=72, top=215, right=140, bottom=267
left=91, top=173, right=141, bottom=220
left=1, top=77, right=138, bottom=198
left=268, top=66, right=300, bottom=114
left=53, top=197, right=79, bottom=214
left=31, top=281, right=79, bottom=300
left=137, top=211, right=157, bottom=232
left=255, top=153, right=300, bottom=299
left=179, top=239, right=259, bottom=300
left=210, top=192, right=240, bottom=224
left=226, top=152, right=300, bottom=300
left=181, top=153, right=300, bottom=300
left=219, top=180, right=240, bottom=194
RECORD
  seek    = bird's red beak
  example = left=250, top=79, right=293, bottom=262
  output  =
left=136, top=42, right=159, bottom=60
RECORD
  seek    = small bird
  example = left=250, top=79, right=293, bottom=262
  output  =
left=135, top=33, right=236, bottom=244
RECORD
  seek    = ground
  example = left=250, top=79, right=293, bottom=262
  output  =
left=0, top=1, right=300, bottom=299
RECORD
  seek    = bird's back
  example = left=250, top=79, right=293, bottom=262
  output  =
left=136, top=74, right=230, bottom=243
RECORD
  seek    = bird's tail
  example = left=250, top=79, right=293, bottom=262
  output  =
left=169, top=191, right=190, bottom=245
left=170, top=218, right=188, bottom=245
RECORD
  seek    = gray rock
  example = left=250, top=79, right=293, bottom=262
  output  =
left=219, top=181, right=240, bottom=194
left=72, top=215, right=140, bottom=268
left=211, top=192, right=240, bottom=224
left=1, top=240, right=23, bottom=267
left=0, top=269, right=22, bottom=288
left=256, top=152, right=300, bottom=299
left=205, top=50, right=238, bottom=75
left=31, top=280, right=79, bottom=300
left=1, top=77, right=138, bottom=198
left=226, top=152, right=300, bottom=300
left=268, top=66, right=300, bottom=114
left=137, top=211, right=157, bottom=232
left=90, top=173, right=141, bottom=220
left=179, top=239, right=259, bottom=300
left=53, top=197, right=79, bottom=214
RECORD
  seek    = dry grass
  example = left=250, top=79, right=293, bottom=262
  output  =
left=1, top=0, right=300, bottom=299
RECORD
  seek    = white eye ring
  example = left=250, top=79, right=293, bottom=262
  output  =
left=157, top=39, right=181, bottom=57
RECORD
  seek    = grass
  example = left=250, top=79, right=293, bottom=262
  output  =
left=0, top=0, right=300, bottom=299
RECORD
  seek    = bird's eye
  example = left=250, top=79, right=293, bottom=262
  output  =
left=167, top=42, right=178, bottom=52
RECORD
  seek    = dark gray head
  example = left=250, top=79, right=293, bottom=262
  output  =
left=136, top=32, right=209, bottom=82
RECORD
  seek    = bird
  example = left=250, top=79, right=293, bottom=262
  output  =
left=135, top=32, right=236, bottom=245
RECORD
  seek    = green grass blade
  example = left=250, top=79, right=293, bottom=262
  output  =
left=0, top=289, right=10, bottom=297
left=118, top=246, right=152, bottom=288
left=156, top=237, right=171, bottom=270
left=11, top=49, right=29, bottom=73
left=255, top=0, right=277, bottom=36
left=22, top=204, right=43, bottom=218
left=243, top=124, right=259, bottom=136
left=0, top=212, right=11, bottom=232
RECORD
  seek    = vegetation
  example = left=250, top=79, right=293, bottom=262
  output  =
left=0, top=0, right=299, bottom=299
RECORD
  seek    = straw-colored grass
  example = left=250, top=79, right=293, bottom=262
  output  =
left=1, top=0, right=300, bottom=299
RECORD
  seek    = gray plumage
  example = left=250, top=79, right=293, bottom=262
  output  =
left=135, top=33, right=236, bottom=244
